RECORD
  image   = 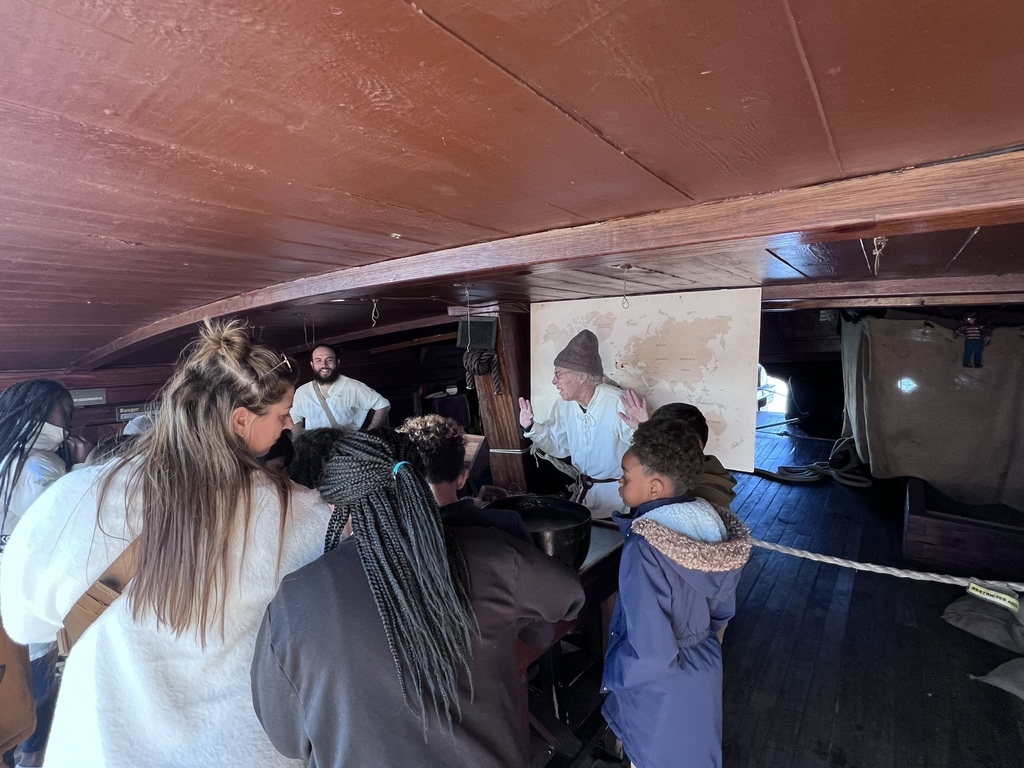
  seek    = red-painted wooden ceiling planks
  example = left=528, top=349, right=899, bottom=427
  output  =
left=1, top=0, right=1024, bottom=371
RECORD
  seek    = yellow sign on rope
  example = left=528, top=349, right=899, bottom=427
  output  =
left=967, top=582, right=1020, bottom=613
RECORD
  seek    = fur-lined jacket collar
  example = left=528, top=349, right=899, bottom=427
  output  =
left=631, top=500, right=751, bottom=574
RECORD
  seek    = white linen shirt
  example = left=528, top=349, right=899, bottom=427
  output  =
left=525, top=383, right=634, bottom=519
left=0, top=461, right=332, bottom=768
left=290, top=375, right=389, bottom=431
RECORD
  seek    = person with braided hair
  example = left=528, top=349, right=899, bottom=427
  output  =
left=0, top=320, right=332, bottom=768
left=0, top=380, right=91, bottom=550
left=0, top=379, right=90, bottom=768
left=251, top=427, right=585, bottom=768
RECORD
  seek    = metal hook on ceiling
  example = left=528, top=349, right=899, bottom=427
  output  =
left=371, top=298, right=379, bottom=328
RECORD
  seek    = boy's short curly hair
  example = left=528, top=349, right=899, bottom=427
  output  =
left=396, top=414, right=466, bottom=484
left=629, top=418, right=704, bottom=496
left=649, top=402, right=709, bottom=446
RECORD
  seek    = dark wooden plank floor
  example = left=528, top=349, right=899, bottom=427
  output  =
left=723, top=430, right=1024, bottom=768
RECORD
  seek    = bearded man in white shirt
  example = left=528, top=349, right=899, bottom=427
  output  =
left=518, top=330, right=647, bottom=519
left=290, top=345, right=390, bottom=435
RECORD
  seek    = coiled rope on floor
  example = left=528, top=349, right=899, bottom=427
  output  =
left=752, top=538, right=1024, bottom=593
left=752, top=436, right=873, bottom=488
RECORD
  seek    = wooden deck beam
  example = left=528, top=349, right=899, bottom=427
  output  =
left=70, top=150, right=1024, bottom=371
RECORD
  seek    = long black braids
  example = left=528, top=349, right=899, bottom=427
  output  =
left=0, top=379, right=71, bottom=527
left=290, top=427, right=476, bottom=732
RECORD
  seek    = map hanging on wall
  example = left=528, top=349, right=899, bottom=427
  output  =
left=530, top=287, right=762, bottom=472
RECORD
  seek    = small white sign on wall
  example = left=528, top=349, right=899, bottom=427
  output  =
left=529, top=287, right=762, bottom=472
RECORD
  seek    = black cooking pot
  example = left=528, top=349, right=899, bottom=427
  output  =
left=485, top=495, right=592, bottom=570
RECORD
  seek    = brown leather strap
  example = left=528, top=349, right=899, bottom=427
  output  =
left=575, top=474, right=618, bottom=503
left=96, top=537, right=140, bottom=593
left=312, top=382, right=341, bottom=429
left=57, top=538, right=140, bottom=656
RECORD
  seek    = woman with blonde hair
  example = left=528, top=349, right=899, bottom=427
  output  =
left=0, top=320, right=331, bottom=768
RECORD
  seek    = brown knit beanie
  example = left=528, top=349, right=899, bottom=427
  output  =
left=554, top=330, right=604, bottom=376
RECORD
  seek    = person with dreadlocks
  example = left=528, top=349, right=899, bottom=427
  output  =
left=0, top=380, right=91, bottom=550
left=251, top=428, right=585, bottom=768
left=0, top=379, right=90, bottom=768
left=0, top=320, right=332, bottom=768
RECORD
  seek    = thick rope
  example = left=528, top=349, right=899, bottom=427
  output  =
left=751, top=436, right=872, bottom=489
left=752, top=539, right=1024, bottom=593
left=462, top=349, right=502, bottom=395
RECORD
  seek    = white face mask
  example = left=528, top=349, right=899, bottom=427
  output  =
left=35, top=421, right=69, bottom=452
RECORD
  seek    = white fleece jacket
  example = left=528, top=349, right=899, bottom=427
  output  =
left=0, top=460, right=331, bottom=768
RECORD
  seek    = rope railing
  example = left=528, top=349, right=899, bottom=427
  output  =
left=753, top=539, right=1024, bottom=594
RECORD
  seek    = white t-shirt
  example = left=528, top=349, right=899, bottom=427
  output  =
left=290, top=375, right=389, bottom=431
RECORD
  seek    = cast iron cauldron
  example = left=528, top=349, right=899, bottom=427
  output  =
left=485, top=495, right=592, bottom=570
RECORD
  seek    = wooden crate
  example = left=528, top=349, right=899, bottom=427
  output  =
left=903, top=478, right=1024, bottom=582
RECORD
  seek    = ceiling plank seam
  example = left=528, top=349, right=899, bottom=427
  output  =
left=782, top=0, right=845, bottom=175
left=765, top=247, right=812, bottom=280
left=398, top=0, right=697, bottom=202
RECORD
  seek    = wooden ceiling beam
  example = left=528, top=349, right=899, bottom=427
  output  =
left=69, top=150, right=1024, bottom=371
left=764, top=294, right=1024, bottom=310
left=284, top=313, right=457, bottom=354
left=763, top=274, right=1024, bottom=309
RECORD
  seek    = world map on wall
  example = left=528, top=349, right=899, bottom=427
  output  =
left=531, top=288, right=762, bottom=471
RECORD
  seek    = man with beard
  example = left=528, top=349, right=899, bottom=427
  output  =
left=290, top=345, right=390, bottom=434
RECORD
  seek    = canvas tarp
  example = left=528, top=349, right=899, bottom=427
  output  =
left=841, top=317, right=1024, bottom=513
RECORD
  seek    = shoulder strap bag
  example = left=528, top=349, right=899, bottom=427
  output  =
left=56, top=538, right=139, bottom=656
left=0, top=612, right=35, bottom=753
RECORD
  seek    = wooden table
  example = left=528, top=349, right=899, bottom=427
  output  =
left=517, top=522, right=624, bottom=758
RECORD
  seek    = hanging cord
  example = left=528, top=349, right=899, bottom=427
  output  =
left=751, top=539, right=1024, bottom=594
left=462, top=348, right=502, bottom=395
left=751, top=437, right=872, bottom=488
left=370, top=298, right=379, bottom=328
left=871, top=236, right=888, bottom=276
left=620, top=264, right=632, bottom=309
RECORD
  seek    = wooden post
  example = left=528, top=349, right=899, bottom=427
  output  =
left=457, top=307, right=531, bottom=494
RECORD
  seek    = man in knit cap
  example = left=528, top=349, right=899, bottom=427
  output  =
left=518, top=330, right=647, bottom=519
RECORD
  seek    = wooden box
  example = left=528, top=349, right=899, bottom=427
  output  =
left=903, top=478, right=1024, bottom=582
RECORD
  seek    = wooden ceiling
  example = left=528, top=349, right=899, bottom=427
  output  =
left=2, top=0, right=1024, bottom=372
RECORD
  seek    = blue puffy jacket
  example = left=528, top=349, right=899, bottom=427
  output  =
left=602, top=497, right=751, bottom=768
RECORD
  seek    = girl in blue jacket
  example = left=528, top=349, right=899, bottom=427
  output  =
left=603, top=418, right=751, bottom=768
